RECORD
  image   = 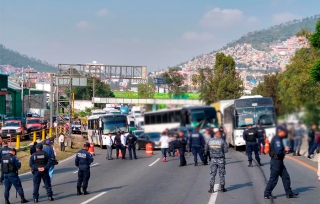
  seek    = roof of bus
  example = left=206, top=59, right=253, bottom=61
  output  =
left=144, top=106, right=214, bottom=115
left=87, top=114, right=127, bottom=120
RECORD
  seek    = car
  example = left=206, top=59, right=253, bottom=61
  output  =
left=136, top=132, right=161, bottom=150
left=133, top=130, right=144, bottom=138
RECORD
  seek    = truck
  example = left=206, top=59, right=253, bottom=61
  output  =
left=29, top=108, right=50, bottom=121
left=120, top=106, right=129, bottom=115
left=134, top=116, right=144, bottom=130
left=1, top=120, right=27, bottom=140
left=211, top=100, right=235, bottom=126
left=131, top=106, right=141, bottom=117
left=71, top=120, right=82, bottom=134
left=26, top=117, right=42, bottom=136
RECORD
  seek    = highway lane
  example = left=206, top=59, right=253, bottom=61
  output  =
left=0, top=148, right=319, bottom=204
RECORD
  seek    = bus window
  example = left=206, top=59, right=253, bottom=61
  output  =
left=162, top=113, right=168, bottom=123
left=150, top=115, right=156, bottom=124
left=173, top=111, right=181, bottom=122
left=156, top=114, right=161, bottom=123
left=145, top=115, right=150, bottom=125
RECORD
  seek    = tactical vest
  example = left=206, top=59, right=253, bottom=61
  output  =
left=208, top=138, right=224, bottom=158
left=127, top=135, right=135, bottom=144
left=33, top=151, right=48, bottom=167
left=2, top=154, right=17, bottom=173
left=246, top=129, right=257, bottom=142
left=1, top=149, right=10, bottom=156
left=257, top=128, right=264, bottom=138
left=269, top=139, right=284, bottom=160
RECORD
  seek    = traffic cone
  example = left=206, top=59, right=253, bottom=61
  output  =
left=119, top=149, right=122, bottom=158
left=264, top=139, right=270, bottom=154
left=176, top=149, right=180, bottom=156
left=146, top=143, right=153, bottom=156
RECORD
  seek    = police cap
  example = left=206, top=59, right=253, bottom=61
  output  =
left=83, top=142, right=90, bottom=147
left=276, top=125, right=287, bottom=133
left=36, top=143, right=43, bottom=149
left=10, top=148, right=17, bottom=153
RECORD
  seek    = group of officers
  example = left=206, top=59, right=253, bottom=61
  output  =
left=0, top=140, right=94, bottom=204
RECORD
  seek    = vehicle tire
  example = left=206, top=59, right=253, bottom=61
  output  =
left=136, top=143, right=140, bottom=150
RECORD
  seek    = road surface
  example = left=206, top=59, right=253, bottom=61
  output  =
left=0, top=148, right=319, bottom=204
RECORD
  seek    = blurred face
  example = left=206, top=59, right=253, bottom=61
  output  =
left=10, top=150, right=16, bottom=156
left=278, top=130, right=286, bottom=138
left=247, top=125, right=252, bottom=129
left=205, top=130, right=210, bottom=134
left=298, top=122, right=302, bottom=126
left=195, top=127, right=199, bottom=132
left=215, top=131, right=221, bottom=138
left=179, top=131, right=184, bottom=137
left=312, top=124, right=316, bottom=130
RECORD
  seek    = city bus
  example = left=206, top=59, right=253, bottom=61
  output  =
left=87, top=114, right=128, bottom=148
left=144, top=106, right=218, bottom=133
left=223, top=96, right=277, bottom=150
left=91, top=109, right=106, bottom=116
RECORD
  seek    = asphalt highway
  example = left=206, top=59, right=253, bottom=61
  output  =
left=0, top=148, right=319, bottom=204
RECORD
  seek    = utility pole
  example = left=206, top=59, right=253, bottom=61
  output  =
left=25, top=69, right=37, bottom=114
left=49, top=74, right=54, bottom=128
left=21, top=67, right=24, bottom=116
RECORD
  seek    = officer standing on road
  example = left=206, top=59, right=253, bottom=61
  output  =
left=114, top=131, right=122, bottom=159
left=264, top=125, right=299, bottom=199
left=126, top=131, right=137, bottom=160
left=256, top=123, right=266, bottom=154
left=206, top=131, right=228, bottom=193
left=2, top=148, right=29, bottom=204
left=0, top=142, right=10, bottom=185
left=190, top=126, right=206, bottom=166
left=177, top=130, right=187, bottom=167
left=75, top=142, right=94, bottom=196
left=243, top=124, right=263, bottom=167
left=29, top=143, right=54, bottom=203
left=203, top=128, right=212, bottom=165
left=219, top=126, right=226, bottom=142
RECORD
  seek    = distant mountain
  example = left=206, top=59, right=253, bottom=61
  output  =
left=0, top=44, right=56, bottom=73
left=177, top=14, right=320, bottom=67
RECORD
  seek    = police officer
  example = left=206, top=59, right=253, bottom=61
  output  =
left=203, top=128, right=212, bottom=165
left=29, top=143, right=54, bottom=203
left=205, top=131, right=228, bottom=193
left=219, top=126, right=226, bottom=142
left=126, top=131, right=137, bottom=160
left=190, top=126, right=206, bottom=166
left=0, top=142, right=10, bottom=185
left=256, top=124, right=266, bottom=154
left=75, top=142, right=94, bottom=196
left=177, top=130, right=187, bottom=167
left=264, top=125, right=299, bottom=199
left=114, top=131, right=122, bottom=159
left=243, top=124, right=263, bottom=167
left=2, top=148, right=29, bottom=204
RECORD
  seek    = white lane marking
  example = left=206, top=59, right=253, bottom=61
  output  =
left=73, top=163, right=99, bottom=173
left=148, top=158, right=160, bottom=167
left=208, top=184, right=220, bottom=204
left=80, top=192, right=108, bottom=204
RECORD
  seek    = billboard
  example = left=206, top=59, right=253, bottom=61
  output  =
left=153, top=78, right=167, bottom=85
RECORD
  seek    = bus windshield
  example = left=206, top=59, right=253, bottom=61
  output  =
left=235, top=107, right=276, bottom=128
left=189, top=108, right=216, bottom=128
left=102, top=116, right=127, bottom=133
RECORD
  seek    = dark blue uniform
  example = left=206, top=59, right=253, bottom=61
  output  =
left=1, top=153, right=26, bottom=200
left=114, top=134, right=122, bottom=158
left=29, top=150, right=53, bottom=199
left=243, top=128, right=261, bottom=165
left=126, top=133, right=137, bottom=159
left=0, top=146, right=10, bottom=183
left=177, top=135, right=188, bottom=166
left=264, top=135, right=294, bottom=197
left=75, top=149, right=94, bottom=191
left=190, top=132, right=205, bottom=165
left=257, top=127, right=266, bottom=153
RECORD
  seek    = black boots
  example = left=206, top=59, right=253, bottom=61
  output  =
left=258, top=163, right=264, bottom=166
left=220, top=185, right=227, bottom=192
left=77, top=187, right=83, bottom=196
left=21, top=196, right=29, bottom=203
left=194, top=162, right=198, bottom=166
left=5, top=198, right=10, bottom=204
left=248, top=161, right=253, bottom=167
left=208, top=185, right=214, bottom=193
left=48, top=196, right=54, bottom=201
left=293, top=151, right=301, bottom=156
left=83, top=188, right=89, bottom=195
left=286, top=192, right=299, bottom=198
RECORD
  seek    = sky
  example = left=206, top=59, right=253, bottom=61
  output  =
left=0, top=0, right=319, bottom=72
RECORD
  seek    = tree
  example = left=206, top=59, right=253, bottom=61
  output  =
left=137, top=83, right=155, bottom=98
left=67, top=77, right=115, bottom=100
left=310, top=20, right=320, bottom=82
left=251, top=73, right=285, bottom=116
left=162, top=68, right=187, bottom=98
left=192, top=53, right=243, bottom=104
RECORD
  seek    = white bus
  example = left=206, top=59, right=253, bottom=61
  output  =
left=223, top=96, right=277, bottom=150
left=91, top=109, right=106, bottom=116
left=144, top=106, right=218, bottom=133
left=87, top=114, right=128, bottom=148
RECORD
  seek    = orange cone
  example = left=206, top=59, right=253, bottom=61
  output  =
left=264, top=138, right=270, bottom=154
left=146, top=143, right=153, bottom=156
left=119, top=149, right=122, bottom=157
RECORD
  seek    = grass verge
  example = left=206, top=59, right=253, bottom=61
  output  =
left=17, top=135, right=86, bottom=174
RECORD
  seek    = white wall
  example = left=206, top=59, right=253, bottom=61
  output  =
left=74, top=100, right=93, bottom=111
left=35, top=83, right=51, bottom=92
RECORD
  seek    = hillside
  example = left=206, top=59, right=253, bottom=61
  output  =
left=0, top=44, right=56, bottom=72
left=178, top=14, right=320, bottom=67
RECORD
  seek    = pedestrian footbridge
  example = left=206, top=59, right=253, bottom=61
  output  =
left=92, top=97, right=204, bottom=105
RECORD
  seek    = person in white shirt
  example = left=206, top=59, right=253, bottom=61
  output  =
left=159, top=131, right=170, bottom=162
left=106, top=132, right=113, bottom=160
left=120, top=131, right=127, bottom=160
left=59, top=133, right=65, bottom=152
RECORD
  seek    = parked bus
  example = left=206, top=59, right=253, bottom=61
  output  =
left=87, top=114, right=128, bottom=148
left=144, top=106, right=218, bottom=133
left=91, top=109, right=106, bottom=116
left=223, top=96, right=277, bottom=150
